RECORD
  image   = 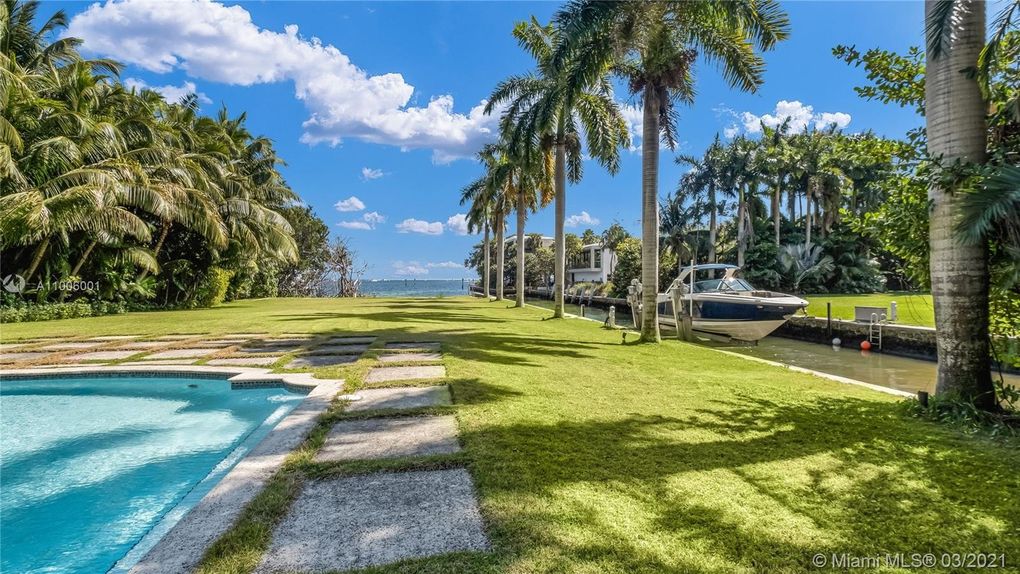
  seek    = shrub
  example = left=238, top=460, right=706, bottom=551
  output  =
left=194, top=267, right=234, bottom=308
left=1, top=301, right=94, bottom=323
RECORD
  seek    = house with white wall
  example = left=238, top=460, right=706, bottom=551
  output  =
left=568, top=243, right=616, bottom=284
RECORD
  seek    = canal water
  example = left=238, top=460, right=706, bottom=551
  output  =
left=526, top=297, right=1020, bottom=396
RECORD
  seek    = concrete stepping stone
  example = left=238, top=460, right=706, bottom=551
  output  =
left=0, top=343, right=26, bottom=351
left=0, top=352, right=50, bottom=362
left=307, top=344, right=369, bottom=355
left=88, top=335, right=138, bottom=341
left=286, top=354, right=359, bottom=368
left=325, top=336, right=377, bottom=345
left=117, top=340, right=169, bottom=349
left=365, top=365, right=446, bottom=384
left=238, top=345, right=299, bottom=354
left=254, top=469, right=487, bottom=574
left=69, top=350, right=137, bottom=361
left=260, top=338, right=313, bottom=346
left=120, top=359, right=199, bottom=365
left=379, top=352, right=442, bottom=363
left=156, top=335, right=197, bottom=340
left=207, top=356, right=281, bottom=366
left=316, top=416, right=460, bottom=462
left=346, top=386, right=451, bottom=412
left=38, top=341, right=104, bottom=350
left=384, top=342, right=441, bottom=352
left=143, top=348, right=220, bottom=359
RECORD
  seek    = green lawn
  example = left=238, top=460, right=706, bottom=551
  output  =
left=804, top=292, right=935, bottom=327
left=3, top=297, right=1016, bottom=573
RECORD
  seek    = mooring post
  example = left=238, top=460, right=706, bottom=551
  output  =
left=608, top=306, right=616, bottom=328
left=917, top=390, right=929, bottom=408
left=826, top=302, right=832, bottom=339
left=580, top=304, right=585, bottom=318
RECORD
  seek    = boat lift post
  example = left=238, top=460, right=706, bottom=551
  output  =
left=669, top=259, right=695, bottom=342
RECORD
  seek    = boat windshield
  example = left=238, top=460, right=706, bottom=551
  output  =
left=693, top=277, right=756, bottom=293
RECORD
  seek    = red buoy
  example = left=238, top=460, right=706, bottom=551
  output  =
left=860, top=340, right=872, bottom=351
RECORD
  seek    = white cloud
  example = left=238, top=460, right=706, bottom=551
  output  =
left=396, top=218, right=443, bottom=235
left=427, top=261, right=462, bottom=269
left=732, top=100, right=852, bottom=136
left=363, top=211, right=385, bottom=226
left=565, top=211, right=600, bottom=228
left=361, top=167, right=384, bottom=180
left=446, top=213, right=470, bottom=236
left=334, top=196, right=365, bottom=212
left=392, top=261, right=428, bottom=276
left=67, top=0, right=498, bottom=162
left=338, top=210, right=385, bottom=230
left=337, top=220, right=371, bottom=230
left=123, top=77, right=211, bottom=104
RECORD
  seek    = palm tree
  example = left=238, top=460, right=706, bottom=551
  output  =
left=925, top=0, right=994, bottom=408
left=486, top=16, right=629, bottom=318
left=554, top=0, right=790, bottom=342
left=504, top=143, right=553, bottom=308
left=461, top=143, right=510, bottom=300
left=675, top=135, right=726, bottom=262
left=760, top=119, right=793, bottom=245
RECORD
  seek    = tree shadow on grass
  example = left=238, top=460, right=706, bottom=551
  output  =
left=461, top=395, right=1020, bottom=573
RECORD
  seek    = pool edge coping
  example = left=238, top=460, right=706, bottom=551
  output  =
left=1, top=365, right=344, bottom=574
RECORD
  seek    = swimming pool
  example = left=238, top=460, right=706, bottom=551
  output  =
left=0, top=373, right=307, bottom=574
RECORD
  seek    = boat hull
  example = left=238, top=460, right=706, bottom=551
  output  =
left=656, top=293, right=807, bottom=342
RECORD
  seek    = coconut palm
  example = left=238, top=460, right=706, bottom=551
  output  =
left=486, top=16, right=629, bottom=318
left=925, top=0, right=994, bottom=408
left=554, top=0, right=790, bottom=342
left=497, top=141, right=554, bottom=308
left=675, top=135, right=726, bottom=262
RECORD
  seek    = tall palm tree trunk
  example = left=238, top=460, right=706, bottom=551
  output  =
left=483, top=222, right=491, bottom=299
left=737, top=185, right=747, bottom=267
left=138, top=222, right=171, bottom=281
left=515, top=191, right=526, bottom=308
left=804, top=193, right=813, bottom=246
left=708, top=182, right=717, bottom=262
left=60, top=239, right=98, bottom=301
left=553, top=131, right=567, bottom=318
left=773, top=184, right=782, bottom=246
left=495, top=216, right=505, bottom=301
left=639, top=87, right=661, bottom=342
left=925, top=0, right=993, bottom=408
left=23, top=237, right=50, bottom=283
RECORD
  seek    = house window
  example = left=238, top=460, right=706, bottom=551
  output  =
left=593, top=249, right=602, bottom=269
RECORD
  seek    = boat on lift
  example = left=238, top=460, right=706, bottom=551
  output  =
left=657, top=264, right=808, bottom=342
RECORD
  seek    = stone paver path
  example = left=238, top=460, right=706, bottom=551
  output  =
left=239, top=345, right=300, bottom=354
left=346, top=385, right=451, bottom=412
left=308, top=343, right=369, bottom=355
left=207, top=357, right=281, bottom=366
left=88, top=335, right=138, bottom=341
left=117, top=341, right=170, bottom=349
left=120, top=359, right=199, bottom=365
left=286, top=354, right=359, bottom=368
left=379, top=352, right=443, bottom=363
left=254, top=469, right=487, bottom=574
left=144, top=348, right=220, bottom=359
left=316, top=416, right=460, bottom=462
left=365, top=365, right=446, bottom=384
left=0, top=352, right=50, bottom=362
left=326, top=336, right=376, bottom=344
left=384, top=341, right=441, bottom=352
left=39, top=341, right=104, bottom=350
left=69, top=350, right=138, bottom=361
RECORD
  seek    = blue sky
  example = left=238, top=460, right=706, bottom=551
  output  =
left=51, top=0, right=925, bottom=279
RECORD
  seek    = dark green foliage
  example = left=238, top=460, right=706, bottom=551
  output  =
left=194, top=267, right=234, bottom=308
left=608, top=237, right=641, bottom=298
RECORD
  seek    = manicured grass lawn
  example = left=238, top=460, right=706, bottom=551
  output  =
left=3, top=297, right=1017, bottom=573
left=804, top=292, right=935, bottom=327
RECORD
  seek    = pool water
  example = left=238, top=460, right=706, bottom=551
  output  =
left=0, top=375, right=306, bottom=574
